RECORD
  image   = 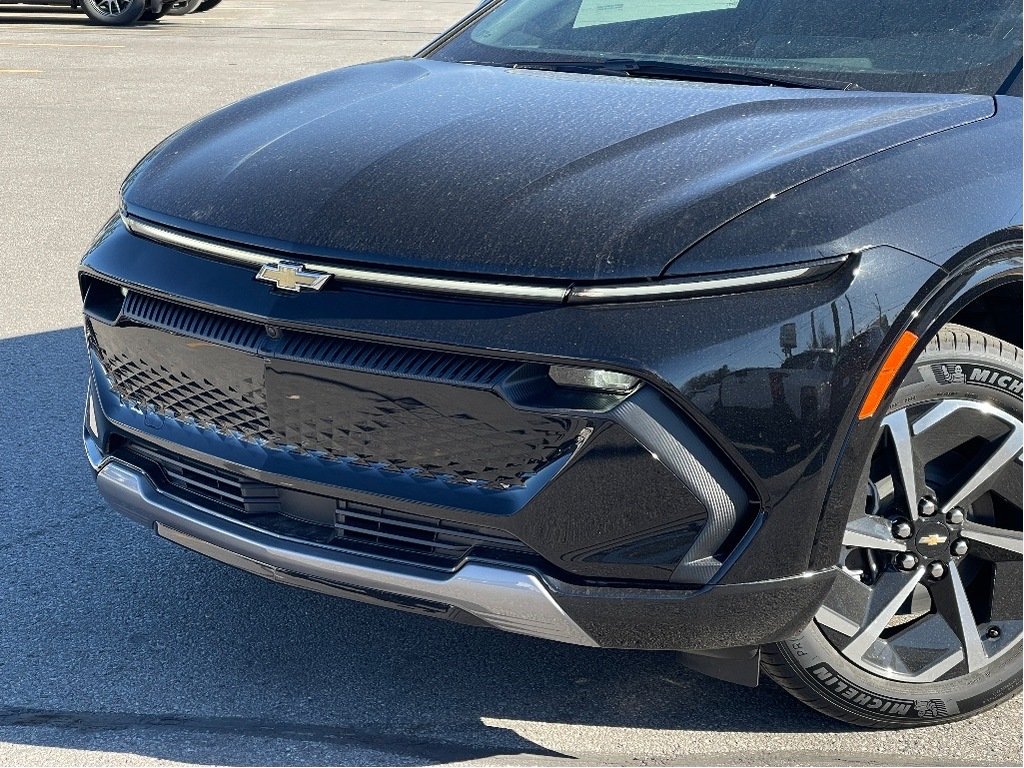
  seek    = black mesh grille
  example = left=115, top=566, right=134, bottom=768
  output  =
left=91, top=292, right=584, bottom=488
left=97, top=345, right=275, bottom=443
left=122, top=442, right=531, bottom=567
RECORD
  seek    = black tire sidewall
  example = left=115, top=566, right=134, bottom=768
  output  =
left=777, top=625, right=1022, bottom=727
left=168, top=0, right=203, bottom=14
left=775, top=329, right=1023, bottom=727
left=81, top=0, right=147, bottom=25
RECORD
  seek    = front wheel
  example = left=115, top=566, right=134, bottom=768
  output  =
left=763, top=324, right=1022, bottom=727
left=81, top=0, right=147, bottom=25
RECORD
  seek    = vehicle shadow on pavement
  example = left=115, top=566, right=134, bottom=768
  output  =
left=0, top=9, right=165, bottom=26
left=0, top=328, right=855, bottom=766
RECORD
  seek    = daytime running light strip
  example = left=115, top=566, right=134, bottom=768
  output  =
left=123, top=213, right=826, bottom=303
left=568, top=265, right=816, bottom=301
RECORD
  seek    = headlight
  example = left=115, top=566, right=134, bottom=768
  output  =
left=548, top=365, right=640, bottom=394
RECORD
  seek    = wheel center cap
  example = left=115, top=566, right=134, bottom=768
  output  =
left=915, top=521, right=953, bottom=559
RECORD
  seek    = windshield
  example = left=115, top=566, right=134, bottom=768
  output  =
left=429, top=0, right=1023, bottom=95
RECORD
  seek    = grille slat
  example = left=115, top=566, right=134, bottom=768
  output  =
left=335, top=507, right=526, bottom=548
left=334, top=499, right=528, bottom=562
left=122, top=291, right=514, bottom=387
left=121, top=442, right=532, bottom=568
left=126, top=443, right=278, bottom=511
left=335, top=525, right=466, bottom=557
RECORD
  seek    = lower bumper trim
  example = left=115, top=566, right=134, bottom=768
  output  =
left=94, top=458, right=598, bottom=647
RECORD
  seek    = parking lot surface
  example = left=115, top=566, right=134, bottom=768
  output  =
left=0, top=1, right=1021, bottom=765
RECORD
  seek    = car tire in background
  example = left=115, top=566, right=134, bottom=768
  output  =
left=195, top=0, right=224, bottom=11
left=81, top=0, right=147, bottom=25
left=763, top=323, right=1023, bottom=727
left=168, top=0, right=203, bottom=14
left=140, top=3, right=169, bottom=21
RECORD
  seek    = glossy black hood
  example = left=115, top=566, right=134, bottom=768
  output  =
left=123, top=58, right=992, bottom=281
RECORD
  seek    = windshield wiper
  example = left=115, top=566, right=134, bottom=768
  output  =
left=464, top=58, right=863, bottom=91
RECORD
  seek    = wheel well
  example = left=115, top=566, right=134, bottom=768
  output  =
left=950, top=280, right=1022, bottom=349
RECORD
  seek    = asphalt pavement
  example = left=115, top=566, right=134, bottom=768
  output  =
left=0, top=1, right=1021, bottom=765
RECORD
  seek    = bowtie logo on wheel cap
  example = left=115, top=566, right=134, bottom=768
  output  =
left=918, top=532, right=948, bottom=547
left=256, top=262, right=330, bottom=292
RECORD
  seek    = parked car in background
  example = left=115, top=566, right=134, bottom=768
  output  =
left=0, top=0, right=170, bottom=25
left=168, top=0, right=222, bottom=13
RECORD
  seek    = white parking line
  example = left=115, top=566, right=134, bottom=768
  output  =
left=0, top=42, right=123, bottom=48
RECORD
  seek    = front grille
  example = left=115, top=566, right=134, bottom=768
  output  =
left=90, top=290, right=586, bottom=488
left=335, top=499, right=528, bottom=562
left=122, top=441, right=533, bottom=568
left=98, top=343, right=276, bottom=443
left=130, top=442, right=280, bottom=513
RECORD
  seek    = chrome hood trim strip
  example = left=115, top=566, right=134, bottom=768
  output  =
left=122, top=214, right=570, bottom=303
left=123, top=213, right=837, bottom=304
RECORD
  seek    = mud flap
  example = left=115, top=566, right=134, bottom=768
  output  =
left=678, top=646, right=761, bottom=687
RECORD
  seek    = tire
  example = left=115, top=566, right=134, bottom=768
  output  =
left=81, top=0, right=147, bottom=25
left=763, top=323, right=1023, bottom=728
left=196, top=0, right=224, bottom=11
left=167, top=0, right=203, bottom=14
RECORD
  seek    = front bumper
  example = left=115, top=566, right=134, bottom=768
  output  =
left=85, top=428, right=836, bottom=650
left=90, top=444, right=595, bottom=646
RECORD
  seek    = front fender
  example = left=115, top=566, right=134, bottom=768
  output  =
left=808, top=238, right=1023, bottom=572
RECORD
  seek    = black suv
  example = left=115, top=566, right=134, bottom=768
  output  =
left=80, top=0, right=1023, bottom=726
left=2, top=0, right=171, bottom=25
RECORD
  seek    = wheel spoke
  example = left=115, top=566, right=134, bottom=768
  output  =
left=961, top=520, right=1023, bottom=559
left=930, top=567, right=989, bottom=673
left=943, top=440, right=1023, bottom=515
left=843, top=567, right=924, bottom=662
left=816, top=569, right=872, bottom=637
left=882, top=410, right=922, bottom=519
left=885, top=615, right=965, bottom=682
left=842, top=514, right=908, bottom=552
left=912, top=400, right=1023, bottom=514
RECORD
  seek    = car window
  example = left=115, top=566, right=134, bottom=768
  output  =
left=432, top=0, right=1024, bottom=95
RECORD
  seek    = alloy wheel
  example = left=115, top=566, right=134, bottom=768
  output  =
left=94, top=0, right=134, bottom=15
left=816, top=399, right=1023, bottom=683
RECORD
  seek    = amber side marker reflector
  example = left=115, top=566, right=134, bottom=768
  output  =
left=859, top=330, right=920, bottom=420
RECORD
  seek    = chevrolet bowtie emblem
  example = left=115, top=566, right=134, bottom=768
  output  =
left=918, top=533, right=948, bottom=547
left=256, top=262, right=330, bottom=293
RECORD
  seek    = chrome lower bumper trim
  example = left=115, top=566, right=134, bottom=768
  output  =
left=93, top=456, right=598, bottom=647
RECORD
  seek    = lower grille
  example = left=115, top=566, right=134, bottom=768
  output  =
left=335, top=500, right=528, bottom=562
left=122, top=441, right=532, bottom=568
left=134, top=442, right=280, bottom=513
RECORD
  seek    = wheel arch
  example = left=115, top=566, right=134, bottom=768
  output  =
left=809, top=230, right=1023, bottom=571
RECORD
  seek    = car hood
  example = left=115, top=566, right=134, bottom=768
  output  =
left=123, top=58, right=992, bottom=282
